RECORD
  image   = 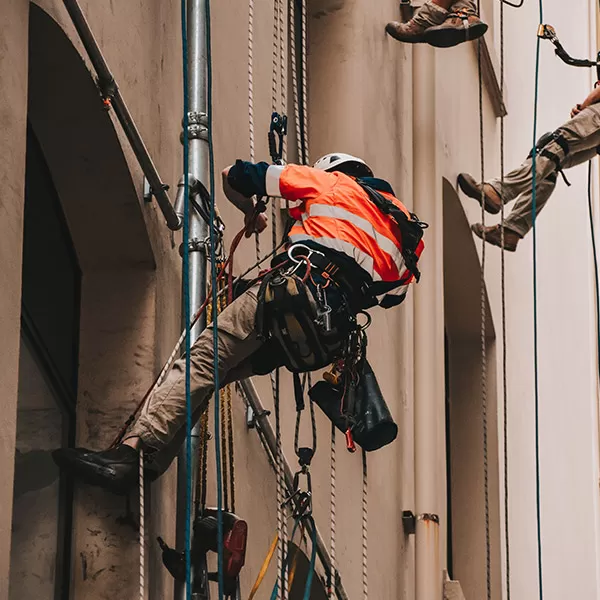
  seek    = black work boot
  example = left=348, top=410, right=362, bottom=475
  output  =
left=457, top=173, right=502, bottom=214
left=52, top=445, right=139, bottom=495
left=471, top=223, right=521, bottom=252
left=425, top=8, right=488, bottom=48
left=386, top=1, right=448, bottom=44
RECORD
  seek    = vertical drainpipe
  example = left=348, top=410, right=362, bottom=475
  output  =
left=174, top=0, right=209, bottom=597
left=412, top=44, right=444, bottom=600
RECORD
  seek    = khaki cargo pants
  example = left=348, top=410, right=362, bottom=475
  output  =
left=416, top=0, right=478, bottom=26
left=488, top=104, right=600, bottom=237
left=128, top=285, right=264, bottom=476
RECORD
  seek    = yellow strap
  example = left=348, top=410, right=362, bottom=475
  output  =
left=247, top=533, right=279, bottom=600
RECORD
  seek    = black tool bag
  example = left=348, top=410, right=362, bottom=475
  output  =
left=309, top=360, right=398, bottom=452
left=254, top=269, right=351, bottom=373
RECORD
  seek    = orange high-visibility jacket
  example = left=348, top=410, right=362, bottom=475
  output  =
left=266, top=164, right=423, bottom=306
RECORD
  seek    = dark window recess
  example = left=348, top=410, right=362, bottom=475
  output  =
left=21, top=127, right=81, bottom=400
left=9, top=127, right=81, bottom=600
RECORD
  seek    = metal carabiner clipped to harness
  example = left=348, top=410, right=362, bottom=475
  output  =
left=286, top=243, right=325, bottom=277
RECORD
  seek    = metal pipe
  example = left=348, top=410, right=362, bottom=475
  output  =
left=239, top=379, right=349, bottom=600
left=62, top=0, right=182, bottom=231
left=412, top=45, right=444, bottom=600
left=174, top=0, right=210, bottom=597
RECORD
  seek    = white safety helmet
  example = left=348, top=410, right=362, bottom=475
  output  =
left=313, top=153, right=374, bottom=178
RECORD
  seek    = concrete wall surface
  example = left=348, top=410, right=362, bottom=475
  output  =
left=1, top=0, right=599, bottom=599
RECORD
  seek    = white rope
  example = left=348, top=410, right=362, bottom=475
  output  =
left=329, top=423, right=337, bottom=599
left=300, top=0, right=309, bottom=164
left=361, top=450, right=368, bottom=600
left=139, top=449, right=145, bottom=600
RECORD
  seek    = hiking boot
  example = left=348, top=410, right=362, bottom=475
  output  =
left=425, top=10, right=488, bottom=47
left=457, top=173, right=502, bottom=214
left=386, top=1, right=448, bottom=44
left=471, top=223, right=521, bottom=252
left=52, top=445, right=139, bottom=495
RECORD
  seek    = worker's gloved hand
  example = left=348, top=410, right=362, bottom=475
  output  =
left=244, top=205, right=268, bottom=237
left=571, top=103, right=583, bottom=118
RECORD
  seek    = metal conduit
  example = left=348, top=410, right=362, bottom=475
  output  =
left=239, top=379, right=349, bottom=600
left=62, top=0, right=182, bottom=231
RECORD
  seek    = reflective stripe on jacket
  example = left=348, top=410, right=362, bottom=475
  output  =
left=266, top=164, right=422, bottom=303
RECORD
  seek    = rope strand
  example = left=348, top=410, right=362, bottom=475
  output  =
left=139, top=449, right=145, bottom=600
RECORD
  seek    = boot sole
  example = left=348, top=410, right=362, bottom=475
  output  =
left=471, top=225, right=518, bottom=252
left=53, top=450, right=137, bottom=495
left=425, top=22, right=488, bottom=48
left=457, top=173, right=501, bottom=215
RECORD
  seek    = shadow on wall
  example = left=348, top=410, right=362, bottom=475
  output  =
left=27, top=4, right=154, bottom=271
left=443, top=178, right=502, bottom=600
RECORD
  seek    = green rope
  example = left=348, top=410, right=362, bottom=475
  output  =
left=532, top=1, right=544, bottom=598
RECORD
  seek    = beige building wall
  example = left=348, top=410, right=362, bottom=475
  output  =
left=1, top=0, right=600, bottom=599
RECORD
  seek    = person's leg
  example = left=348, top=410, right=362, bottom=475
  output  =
left=386, top=1, right=451, bottom=44
left=501, top=173, right=558, bottom=238
left=53, top=285, right=264, bottom=490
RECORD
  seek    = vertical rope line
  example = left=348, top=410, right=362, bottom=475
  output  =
left=274, top=371, right=285, bottom=600
left=499, top=2, right=511, bottom=598
left=476, top=1, right=491, bottom=594
left=203, top=0, right=225, bottom=593
left=221, top=389, right=229, bottom=511
left=587, top=160, right=600, bottom=403
left=300, top=0, right=309, bottom=164
left=289, top=0, right=303, bottom=163
left=139, top=449, right=145, bottom=600
left=361, top=450, right=368, bottom=600
left=532, top=2, right=545, bottom=597
left=272, top=0, right=280, bottom=114
left=278, top=0, right=287, bottom=163
left=247, top=0, right=260, bottom=259
left=180, top=0, right=192, bottom=594
left=218, top=288, right=232, bottom=512
left=226, top=384, right=236, bottom=512
left=328, top=423, right=337, bottom=600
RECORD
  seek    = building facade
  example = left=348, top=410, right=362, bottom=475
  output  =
left=1, top=0, right=599, bottom=599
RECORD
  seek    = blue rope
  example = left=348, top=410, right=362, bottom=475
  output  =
left=180, top=0, right=192, bottom=597
left=203, top=0, right=225, bottom=595
left=532, top=2, right=544, bottom=598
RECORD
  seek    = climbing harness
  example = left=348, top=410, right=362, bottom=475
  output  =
left=527, top=131, right=571, bottom=187
left=356, top=181, right=428, bottom=287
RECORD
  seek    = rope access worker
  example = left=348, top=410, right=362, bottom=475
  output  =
left=457, top=85, right=600, bottom=252
left=53, top=153, right=425, bottom=492
left=386, top=0, right=488, bottom=48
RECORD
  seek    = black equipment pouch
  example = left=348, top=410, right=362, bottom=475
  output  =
left=308, top=360, right=398, bottom=452
left=254, top=269, right=350, bottom=373
left=356, top=181, right=427, bottom=283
